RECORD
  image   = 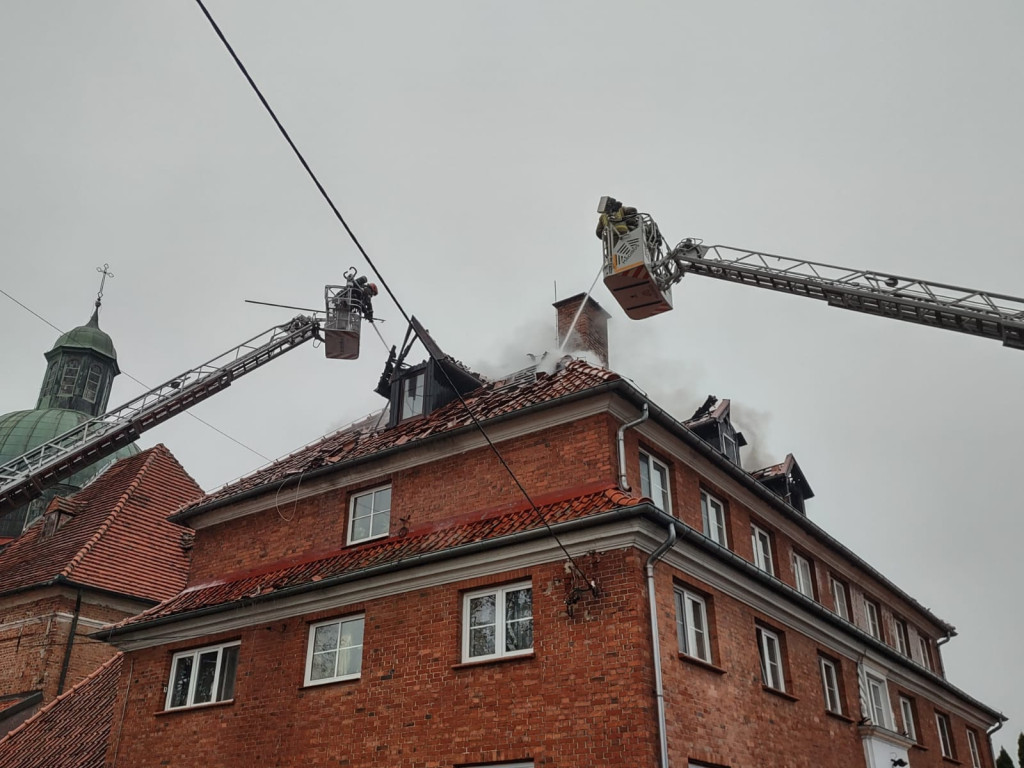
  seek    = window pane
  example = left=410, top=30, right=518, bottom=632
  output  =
left=639, top=457, right=651, bottom=499
left=374, top=487, right=391, bottom=513
left=340, top=618, right=364, bottom=649
left=170, top=655, right=193, bottom=708
left=217, top=645, right=239, bottom=701
left=689, top=600, right=708, bottom=661
left=311, top=651, right=337, bottom=681
left=370, top=509, right=390, bottom=536
left=353, top=494, right=373, bottom=520
left=351, top=515, right=370, bottom=542
left=470, top=594, right=496, bottom=628
left=505, top=589, right=532, bottom=621
left=337, top=645, right=362, bottom=677
left=470, top=626, right=495, bottom=657
left=505, top=617, right=533, bottom=652
left=653, top=464, right=669, bottom=511
left=314, top=623, right=340, bottom=653
left=192, top=650, right=219, bottom=704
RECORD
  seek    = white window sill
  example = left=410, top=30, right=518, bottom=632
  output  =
left=158, top=698, right=235, bottom=716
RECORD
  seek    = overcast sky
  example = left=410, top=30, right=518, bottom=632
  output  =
left=2, top=1, right=1022, bottom=755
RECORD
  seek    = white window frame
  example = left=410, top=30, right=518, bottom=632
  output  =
left=936, top=712, right=955, bottom=759
left=83, top=364, right=103, bottom=403
left=918, top=635, right=932, bottom=671
left=864, top=598, right=881, bottom=640
left=639, top=451, right=671, bottom=513
left=347, top=485, right=391, bottom=545
left=893, top=617, right=910, bottom=656
left=675, top=588, right=712, bottom=664
left=401, top=371, right=425, bottom=419
left=165, top=640, right=240, bottom=710
left=829, top=575, right=850, bottom=620
left=304, top=615, right=365, bottom=686
left=750, top=524, right=774, bottom=575
left=819, top=656, right=842, bottom=714
left=462, top=581, right=533, bottom=662
left=864, top=670, right=894, bottom=729
left=967, top=728, right=982, bottom=768
left=792, top=552, right=815, bottom=599
left=701, top=491, right=728, bottom=547
left=756, top=626, right=785, bottom=692
left=899, top=695, right=917, bottom=741
left=59, top=358, right=81, bottom=396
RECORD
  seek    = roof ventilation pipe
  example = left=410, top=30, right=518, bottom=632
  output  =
left=618, top=403, right=649, bottom=492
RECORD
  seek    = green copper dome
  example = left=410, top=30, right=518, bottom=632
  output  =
left=48, top=308, right=118, bottom=362
left=0, top=408, right=139, bottom=489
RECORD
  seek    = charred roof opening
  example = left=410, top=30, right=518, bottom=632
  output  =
left=374, top=316, right=484, bottom=428
left=751, top=454, right=815, bottom=516
left=685, top=396, right=747, bottom=467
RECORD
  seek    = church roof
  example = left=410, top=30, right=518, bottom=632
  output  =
left=46, top=308, right=117, bottom=362
left=0, top=445, right=201, bottom=602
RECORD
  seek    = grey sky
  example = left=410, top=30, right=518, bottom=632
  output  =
left=2, top=1, right=1022, bottom=754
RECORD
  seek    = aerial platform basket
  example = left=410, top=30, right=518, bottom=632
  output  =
left=323, top=283, right=364, bottom=360
left=601, top=211, right=674, bottom=319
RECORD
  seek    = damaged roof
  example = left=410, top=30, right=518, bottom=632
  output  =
left=0, top=654, right=121, bottom=768
left=0, top=445, right=201, bottom=602
left=177, top=359, right=621, bottom=521
left=107, top=483, right=644, bottom=633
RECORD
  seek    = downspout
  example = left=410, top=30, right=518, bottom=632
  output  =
left=647, top=523, right=677, bottom=768
left=618, top=403, right=649, bottom=491
left=936, top=629, right=953, bottom=647
left=57, top=589, right=82, bottom=695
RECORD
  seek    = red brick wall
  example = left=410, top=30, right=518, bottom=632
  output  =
left=107, top=552, right=657, bottom=768
left=188, top=414, right=620, bottom=584
left=0, top=591, right=129, bottom=702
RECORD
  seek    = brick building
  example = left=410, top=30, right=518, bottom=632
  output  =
left=0, top=444, right=200, bottom=738
left=93, top=295, right=1002, bottom=767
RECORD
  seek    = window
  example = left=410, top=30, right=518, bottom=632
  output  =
left=967, top=728, right=982, bottom=768
left=819, top=656, right=842, bottom=714
left=918, top=635, right=933, bottom=671
left=463, top=582, right=533, bottom=662
left=792, top=552, right=815, bottom=599
left=83, top=364, right=103, bottom=403
left=899, top=695, right=918, bottom=741
left=305, top=615, right=364, bottom=686
left=348, top=485, right=391, bottom=544
left=864, top=671, right=893, bottom=729
left=893, top=617, right=910, bottom=656
left=829, top=575, right=850, bottom=620
left=165, top=641, right=240, bottom=710
left=701, top=491, right=727, bottom=546
left=864, top=598, right=881, bottom=640
left=675, top=588, right=712, bottom=663
left=639, top=451, right=671, bottom=512
left=750, top=524, right=774, bottom=575
left=936, top=712, right=955, bottom=759
left=756, top=626, right=785, bottom=692
left=58, top=359, right=81, bottom=396
left=400, top=371, right=425, bottom=419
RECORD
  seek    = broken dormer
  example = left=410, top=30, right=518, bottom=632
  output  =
left=751, top=453, right=815, bottom=515
left=377, top=317, right=484, bottom=428
left=685, top=396, right=747, bottom=467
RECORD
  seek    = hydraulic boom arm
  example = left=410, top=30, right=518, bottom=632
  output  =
left=0, top=316, right=319, bottom=515
left=598, top=196, right=1024, bottom=350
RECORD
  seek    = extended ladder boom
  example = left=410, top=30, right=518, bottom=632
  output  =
left=0, top=316, right=319, bottom=515
left=665, top=243, right=1024, bottom=350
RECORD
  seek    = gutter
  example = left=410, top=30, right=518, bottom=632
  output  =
left=646, top=523, right=677, bottom=768
left=618, top=403, right=649, bottom=491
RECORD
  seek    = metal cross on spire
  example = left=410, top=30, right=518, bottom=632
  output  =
left=95, top=263, right=114, bottom=308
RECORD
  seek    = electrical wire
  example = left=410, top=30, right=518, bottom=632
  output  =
left=0, top=289, right=271, bottom=463
left=192, top=0, right=589, bottom=578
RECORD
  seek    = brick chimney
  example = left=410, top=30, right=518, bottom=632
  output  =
left=553, top=293, right=611, bottom=368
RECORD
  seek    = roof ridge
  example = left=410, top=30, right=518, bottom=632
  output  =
left=60, top=448, right=162, bottom=582
left=0, top=653, right=122, bottom=748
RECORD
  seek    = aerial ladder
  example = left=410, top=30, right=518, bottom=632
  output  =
left=597, top=195, right=1024, bottom=350
left=0, top=270, right=378, bottom=516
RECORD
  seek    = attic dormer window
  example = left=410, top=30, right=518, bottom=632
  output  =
left=401, top=371, right=425, bottom=419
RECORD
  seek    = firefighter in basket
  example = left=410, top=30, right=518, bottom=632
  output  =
left=595, top=196, right=638, bottom=242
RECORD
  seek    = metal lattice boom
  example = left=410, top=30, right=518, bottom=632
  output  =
left=0, top=316, right=319, bottom=515
left=660, top=243, right=1024, bottom=350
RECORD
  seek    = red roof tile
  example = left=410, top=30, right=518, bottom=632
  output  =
left=0, top=654, right=121, bottom=768
left=111, top=483, right=645, bottom=631
left=185, top=359, right=620, bottom=515
left=0, top=445, right=202, bottom=602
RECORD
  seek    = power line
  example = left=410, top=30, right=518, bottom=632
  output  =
left=0, top=289, right=271, bottom=463
left=192, top=0, right=589, bottom=577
